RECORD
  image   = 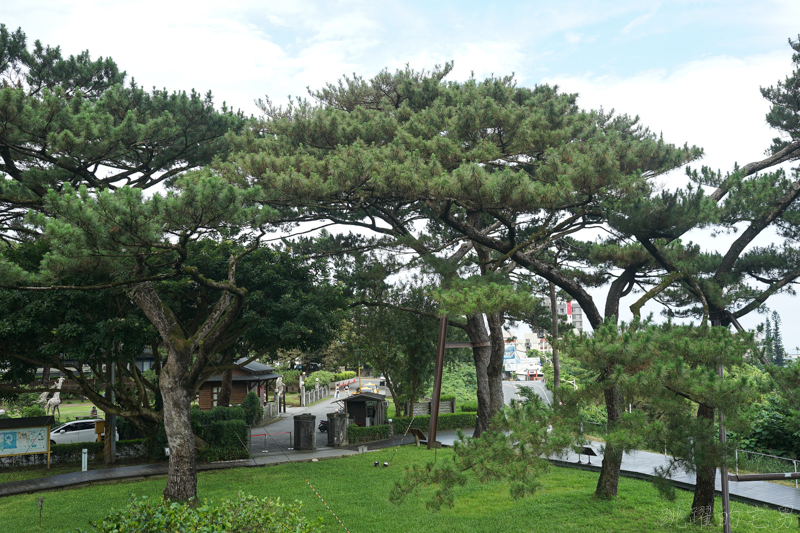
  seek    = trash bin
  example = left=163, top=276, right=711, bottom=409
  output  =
left=327, top=413, right=348, bottom=447
left=293, top=414, right=316, bottom=450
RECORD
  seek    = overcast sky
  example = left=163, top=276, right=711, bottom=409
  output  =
left=4, top=0, right=800, bottom=348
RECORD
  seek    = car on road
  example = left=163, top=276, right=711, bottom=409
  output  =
left=50, top=419, right=119, bottom=445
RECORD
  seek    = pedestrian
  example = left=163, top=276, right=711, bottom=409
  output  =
left=335, top=385, right=340, bottom=399
left=345, top=384, right=349, bottom=396
left=90, top=405, right=97, bottom=417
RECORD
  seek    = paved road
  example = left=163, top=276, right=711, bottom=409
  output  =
left=504, top=379, right=553, bottom=407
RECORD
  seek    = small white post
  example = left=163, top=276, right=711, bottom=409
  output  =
left=81, top=449, right=88, bottom=472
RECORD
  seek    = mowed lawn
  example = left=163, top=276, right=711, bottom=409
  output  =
left=0, top=446, right=793, bottom=533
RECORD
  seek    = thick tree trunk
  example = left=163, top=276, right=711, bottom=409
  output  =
left=465, top=313, right=492, bottom=437
left=549, top=282, right=560, bottom=401
left=486, top=312, right=506, bottom=416
left=595, top=385, right=624, bottom=499
left=691, top=402, right=717, bottom=524
left=217, top=369, right=233, bottom=407
left=160, top=346, right=197, bottom=503
left=41, top=365, right=51, bottom=386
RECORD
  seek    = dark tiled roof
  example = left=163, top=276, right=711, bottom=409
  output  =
left=342, top=392, right=386, bottom=402
left=205, top=372, right=282, bottom=383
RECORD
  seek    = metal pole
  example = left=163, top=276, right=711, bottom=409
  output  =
left=795, top=460, right=797, bottom=490
left=428, top=315, right=448, bottom=450
left=717, top=362, right=731, bottom=533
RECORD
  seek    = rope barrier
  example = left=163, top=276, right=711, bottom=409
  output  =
left=262, top=427, right=351, bottom=533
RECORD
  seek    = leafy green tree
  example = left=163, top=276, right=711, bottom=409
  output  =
left=225, top=65, right=697, bottom=449
left=0, top=24, right=244, bottom=242
left=0, top=175, right=344, bottom=502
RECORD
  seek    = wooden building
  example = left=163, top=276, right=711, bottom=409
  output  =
left=198, top=359, right=281, bottom=410
left=342, top=392, right=387, bottom=427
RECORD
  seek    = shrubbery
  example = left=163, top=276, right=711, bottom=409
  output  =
left=459, top=401, right=478, bottom=413
left=333, top=371, right=357, bottom=381
left=49, top=439, right=146, bottom=462
left=191, top=405, right=247, bottom=426
left=241, top=392, right=263, bottom=425
left=392, top=412, right=477, bottom=434
left=281, top=369, right=302, bottom=386
left=197, top=446, right=250, bottom=462
left=348, top=424, right=391, bottom=444
left=78, top=493, right=323, bottom=533
left=306, top=370, right=335, bottom=385
left=22, top=405, right=46, bottom=417
left=202, top=419, right=249, bottom=449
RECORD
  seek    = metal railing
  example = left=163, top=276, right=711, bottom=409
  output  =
left=735, top=449, right=798, bottom=489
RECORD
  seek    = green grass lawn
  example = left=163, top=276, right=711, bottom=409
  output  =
left=0, top=447, right=793, bottom=532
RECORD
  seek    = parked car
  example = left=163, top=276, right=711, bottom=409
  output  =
left=50, top=419, right=119, bottom=445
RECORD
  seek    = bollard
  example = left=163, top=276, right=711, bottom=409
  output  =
left=81, top=449, right=88, bottom=472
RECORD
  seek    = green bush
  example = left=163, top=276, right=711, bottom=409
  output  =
left=202, top=419, right=249, bottom=449
left=348, top=424, right=392, bottom=444
left=440, top=394, right=456, bottom=401
left=197, top=446, right=251, bottom=463
left=50, top=441, right=104, bottom=462
left=391, top=412, right=477, bottom=435
left=22, top=404, right=46, bottom=417
left=306, top=370, right=335, bottom=385
left=78, top=492, right=323, bottom=533
left=240, top=392, right=263, bottom=425
left=191, top=405, right=247, bottom=426
left=334, top=371, right=357, bottom=381
left=459, top=401, right=479, bottom=413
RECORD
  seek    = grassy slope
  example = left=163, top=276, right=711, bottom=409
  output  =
left=0, top=447, right=793, bottom=532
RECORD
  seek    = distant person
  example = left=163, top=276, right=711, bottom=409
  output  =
left=335, top=385, right=340, bottom=399
left=345, top=384, right=349, bottom=396
left=90, top=406, right=97, bottom=417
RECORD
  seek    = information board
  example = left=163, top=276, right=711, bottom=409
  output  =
left=0, top=426, right=49, bottom=457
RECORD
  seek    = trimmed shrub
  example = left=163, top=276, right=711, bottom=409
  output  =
left=202, top=419, right=249, bottom=449
left=306, top=370, right=335, bottom=386
left=241, top=391, right=263, bottom=425
left=50, top=441, right=104, bottom=462
left=77, top=493, right=323, bottom=533
left=191, top=405, right=247, bottom=426
left=197, top=446, right=250, bottom=462
left=459, top=401, right=479, bottom=413
left=391, top=412, right=477, bottom=434
left=348, top=424, right=392, bottom=444
left=22, top=405, right=46, bottom=417
left=116, top=417, right=145, bottom=440
left=334, top=371, right=357, bottom=381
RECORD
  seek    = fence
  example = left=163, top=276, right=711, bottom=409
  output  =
left=299, top=384, right=331, bottom=407
left=262, top=401, right=279, bottom=421
left=735, top=449, right=799, bottom=489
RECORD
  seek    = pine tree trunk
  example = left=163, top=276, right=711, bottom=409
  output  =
left=465, top=313, right=492, bottom=437
left=217, top=369, right=233, bottom=407
left=160, top=346, right=197, bottom=503
left=486, top=312, right=506, bottom=416
left=691, top=402, right=716, bottom=524
left=595, top=385, right=624, bottom=498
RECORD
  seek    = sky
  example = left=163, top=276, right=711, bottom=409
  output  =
left=4, top=0, right=800, bottom=347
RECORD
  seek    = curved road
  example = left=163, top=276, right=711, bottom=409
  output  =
left=502, top=379, right=553, bottom=407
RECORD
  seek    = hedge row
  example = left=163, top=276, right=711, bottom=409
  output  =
left=334, top=371, right=357, bottom=381
left=197, top=446, right=251, bottom=463
left=201, top=420, right=249, bottom=449
left=306, top=370, right=335, bottom=385
left=191, top=405, right=247, bottom=426
left=50, top=439, right=147, bottom=462
left=348, top=424, right=392, bottom=444
left=459, top=401, right=479, bottom=413
left=392, top=412, right=477, bottom=434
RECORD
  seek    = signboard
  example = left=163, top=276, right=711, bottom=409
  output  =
left=504, top=345, right=516, bottom=359
left=0, top=427, right=49, bottom=456
left=0, top=416, right=54, bottom=467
